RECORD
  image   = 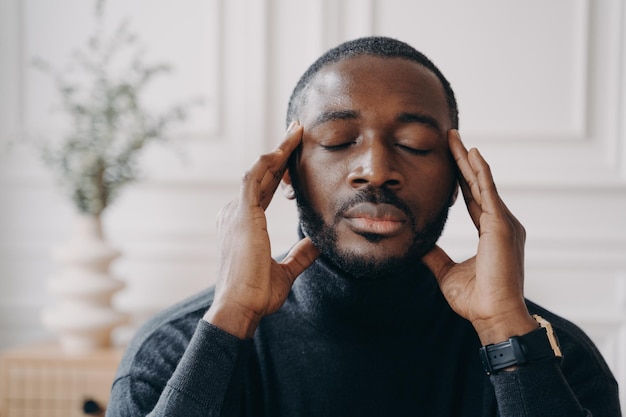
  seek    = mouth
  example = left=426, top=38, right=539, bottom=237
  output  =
left=342, top=202, right=408, bottom=237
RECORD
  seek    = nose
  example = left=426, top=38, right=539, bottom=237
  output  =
left=347, top=138, right=403, bottom=190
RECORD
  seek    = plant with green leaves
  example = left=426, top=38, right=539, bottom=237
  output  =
left=32, top=0, right=197, bottom=215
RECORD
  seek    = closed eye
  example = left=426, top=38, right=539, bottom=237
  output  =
left=321, top=142, right=356, bottom=151
left=397, top=144, right=431, bottom=155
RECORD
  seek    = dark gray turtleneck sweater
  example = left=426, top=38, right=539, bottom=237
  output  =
left=106, top=258, right=621, bottom=416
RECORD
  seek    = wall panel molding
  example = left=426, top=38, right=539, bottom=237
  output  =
left=474, top=0, right=624, bottom=186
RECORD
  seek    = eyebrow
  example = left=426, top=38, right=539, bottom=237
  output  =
left=311, top=109, right=360, bottom=129
left=309, top=109, right=442, bottom=131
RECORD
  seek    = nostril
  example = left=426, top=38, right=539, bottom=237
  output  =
left=350, top=177, right=401, bottom=189
left=350, top=175, right=402, bottom=188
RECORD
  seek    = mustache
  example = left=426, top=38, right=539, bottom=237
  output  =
left=335, top=187, right=415, bottom=223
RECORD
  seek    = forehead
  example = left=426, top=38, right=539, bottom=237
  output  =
left=299, top=55, right=450, bottom=128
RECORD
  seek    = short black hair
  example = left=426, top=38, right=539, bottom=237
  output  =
left=286, top=36, right=459, bottom=129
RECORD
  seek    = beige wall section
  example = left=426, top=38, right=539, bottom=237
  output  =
left=0, top=0, right=624, bottom=404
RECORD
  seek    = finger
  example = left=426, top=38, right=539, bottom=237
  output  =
left=458, top=171, right=481, bottom=230
left=422, top=244, right=455, bottom=284
left=241, top=122, right=303, bottom=210
left=449, top=130, right=480, bottom=204
left=279, top=237, right=320, bottom=285
left=466, top=147, right=520, bottom=221
left=501, top=201, right=526, bottom=243
left=448, top=130, right=481, bottom=229
left=468, top=147, right=504, bottom=218
left=469, top=149, right=527, bottom=243
left=258, top=125, right=303, bottom=208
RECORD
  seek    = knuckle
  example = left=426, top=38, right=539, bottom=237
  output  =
left=499, top=219, right=527, bottom=244
left=492, top=218, right=516, bottom=239
left=257, top=153, right=274, bottom=166
left=241, top=170, right=254, bottom=184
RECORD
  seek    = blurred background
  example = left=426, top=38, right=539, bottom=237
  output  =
left=0, top=0, right=624, bottom=409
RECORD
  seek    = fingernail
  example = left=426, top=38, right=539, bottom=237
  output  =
left=287, top=121, right=298, bottom=133
left=452, top=129, right=462, bottom=141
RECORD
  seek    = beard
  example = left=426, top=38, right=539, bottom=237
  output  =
left=291, top=180, right=452, bottom=281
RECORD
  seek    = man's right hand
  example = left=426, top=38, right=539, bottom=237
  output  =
left=203, top=122, right=320, bottom=339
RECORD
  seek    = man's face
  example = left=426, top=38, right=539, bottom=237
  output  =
left=286, top=55, right=457, bottom=279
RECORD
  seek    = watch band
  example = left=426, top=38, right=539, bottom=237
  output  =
left=478, top=315, right=562, bottom=375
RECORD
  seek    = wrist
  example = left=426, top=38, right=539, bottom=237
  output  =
left=473, top=308, right=538, bottom=346
left=203, top=301, right=261, bottom=340
left=478, top=314, right=562, bottom=375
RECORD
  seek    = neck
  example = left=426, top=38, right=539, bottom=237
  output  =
left=290, top=256, right=446, bottom=340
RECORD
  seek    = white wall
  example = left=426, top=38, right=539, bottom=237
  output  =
left=0, top=0, right=624, bottom=405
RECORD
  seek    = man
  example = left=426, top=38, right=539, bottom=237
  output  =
left=106, top=37, right=621, bottom=416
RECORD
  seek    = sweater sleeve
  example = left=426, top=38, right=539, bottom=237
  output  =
left=106, top=320, right=253, bottom=417
left=489, top=308, right=622, bottom=417
left=491, top=358, right=610, bottom=417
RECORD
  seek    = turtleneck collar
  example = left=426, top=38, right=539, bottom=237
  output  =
left=289, top=255, right=449, bottom=341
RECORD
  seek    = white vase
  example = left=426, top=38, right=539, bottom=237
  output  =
left=41, top=213, right=127, bottom=353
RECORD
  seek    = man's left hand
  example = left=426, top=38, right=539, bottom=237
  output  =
left=423, top=130, right=538, bottom=345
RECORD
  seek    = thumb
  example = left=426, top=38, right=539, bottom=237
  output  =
left=422, top=245, right=455, bottom=283
left=279, top=237, right=320, bottom=284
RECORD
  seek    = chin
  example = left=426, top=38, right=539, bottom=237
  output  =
left=321, top=249, right=413, bottom=280
left=322, top=237, right=427, bottom=281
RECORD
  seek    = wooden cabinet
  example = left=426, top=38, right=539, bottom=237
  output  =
left=0, top=343, right=123, bottom=417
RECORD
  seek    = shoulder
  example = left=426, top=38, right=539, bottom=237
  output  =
left=113, top=287, right=216, bottom=382
left=136, top=287, right=216, bottom=345
left=108, top=288, right=216, bottom=412
left=525, top=299, right=619, bottom=389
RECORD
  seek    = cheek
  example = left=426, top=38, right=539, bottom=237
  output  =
left=297, top=154, right=348, bottom=213
left=406, top=158, right=456, bottom=211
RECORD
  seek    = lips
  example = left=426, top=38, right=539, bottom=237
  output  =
left=342, top=202, right=408, bottom=236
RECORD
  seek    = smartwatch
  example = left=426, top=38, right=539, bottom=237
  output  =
left=479, top=314, right=562, bottom=375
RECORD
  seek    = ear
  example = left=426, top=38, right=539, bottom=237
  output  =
left=281, top=169, right=296, bottom=200
left=449, top=182, right=459, bottom=206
